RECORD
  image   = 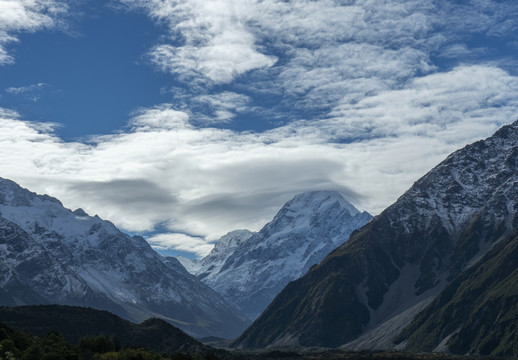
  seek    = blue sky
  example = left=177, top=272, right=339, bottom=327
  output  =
left=0, top=4, right=169, bottom=139
left=1, top=0, right=518, bottom=258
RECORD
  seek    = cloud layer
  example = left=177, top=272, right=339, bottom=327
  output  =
left=1, top=63, right=517, bottom=257
left=1, top=0, right=518, bottom=257
left=0, top=0, right=67, bottom=65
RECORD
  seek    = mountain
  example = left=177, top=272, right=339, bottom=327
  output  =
left=176, top=255, right=202, bottom=274
left=197, top=191, right=372, bottom=320
left=0, top=178, right=248, bottom=339
left=177, top=230, right=255, bottom=276
left=233, top=120, right=518, bottom=349
left=197, top=230, right=255, bottom=278
left=0, top=305, right=210, bottom=355
left=394, top=228, right=518, bottom=357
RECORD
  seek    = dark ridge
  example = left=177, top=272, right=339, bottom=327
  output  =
left=0, top=304, right=210, bottom=355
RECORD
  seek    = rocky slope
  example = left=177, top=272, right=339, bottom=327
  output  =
left=197, top=191, right=372, bottom=320
left=0, top=178, right=247, bottom=338
left=233, top=120, right=518, bottom=349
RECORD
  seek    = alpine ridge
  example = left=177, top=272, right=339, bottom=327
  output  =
left=0, top=178, right=248, bottom=339
left=196, top=191, right=372, bottom=320
left=233, top=120, right=518, bottom=350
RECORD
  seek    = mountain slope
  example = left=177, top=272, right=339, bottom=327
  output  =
left=233, top=120, right=518, bottom=348
left=177, top=255, right=202, bottom=274
left=395, top=228, right=518, bottom=356
left=0, top=178, right=247, bottom=338
left=198, top=191, right=372, bottom=320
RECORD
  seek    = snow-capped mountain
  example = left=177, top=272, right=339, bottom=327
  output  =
left=176, top=255, right=202, bottom=274
left=197, top=191, right=372, bottom=320
left=233, top=120, right=518, bottom=349
left=0, top=178, right=247, bottom=339
left=196, top=230, right=254, bottom=277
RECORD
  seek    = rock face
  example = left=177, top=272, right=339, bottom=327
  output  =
left=233, top=120, right=518, bottom=349
left=197, top=191, right=372, bottom=320
left=0, top=178, right=247, bottom=339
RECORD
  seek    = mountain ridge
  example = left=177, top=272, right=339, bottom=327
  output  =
left=0, top=177, right=248, bottom=339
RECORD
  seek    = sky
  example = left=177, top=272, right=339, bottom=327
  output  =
left=1, top=0, right=518, bottom=259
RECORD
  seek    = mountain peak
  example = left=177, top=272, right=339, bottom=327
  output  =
left=286, top=191, right=360, bottom=217
left=197, top=190, right=372, bottom=320
left=212, top=229, right=254, bottom=253
left=196, top=229, right=255, bottom=279
left=0, top=177, right=63, bottom=208
left=493, top=118, right=518, bottom=139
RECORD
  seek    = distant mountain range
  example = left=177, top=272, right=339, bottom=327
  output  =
left=187, top=191, right=372, bottom=320
left=233, top=120, right=518, bottom=357
left=0, top=178, right=247, bottom=339
left=0, top=174, right=371, bottom=339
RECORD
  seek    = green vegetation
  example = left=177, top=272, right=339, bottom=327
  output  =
left=0, top=321, right=508, bottom=360
left=0, top=322, right=215, bottom=360
left=0, top=305, right=209, bottom=355
left=397, top=230, right=518, bottom=357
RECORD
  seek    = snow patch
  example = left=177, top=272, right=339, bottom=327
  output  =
left=177, top=255, right=202, bottom=274
left=345, top=297, right=435, bottom=350
left=433, top=328, right=459, bottom=353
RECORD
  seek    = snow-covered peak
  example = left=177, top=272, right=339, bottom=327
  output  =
left=196, top=230, right=254, bottom=277
left=0, top=180, right=120, bottom=248
left=259, top=191, right=367, bottom=245
left=389, top=119, right=518, bottom=238
left=210, top=229, right=254, bottom=257
left=284, top=191, right=360, bottom=218
left=73, top=208, right=89, bottom=217
left=198, top=190, right=372, bottom=320
left=0, top=178, right=62, bottom=208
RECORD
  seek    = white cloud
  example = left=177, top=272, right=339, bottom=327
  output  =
left=0, top=0, right=68, bottom=65
left=1, top=64, right=517, bottom=259
left=116, top=0, right=518, bottom=129
left=6, top=82, right=46, bottom=95
left=121, top=0, right=277, bottom=83
left=128, top=104, right=191, bottom=131
left=190, top=92, right=251, bottom=123
left=5, top=82, right=50, bottom=102
left=149, top=42, right=276, bottom=84
left=326, top=66, right=518, bottom=142
left=146, top=233, right=214, bottom=258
